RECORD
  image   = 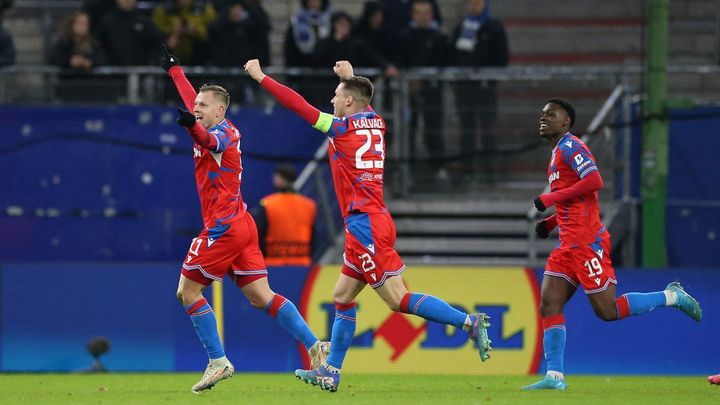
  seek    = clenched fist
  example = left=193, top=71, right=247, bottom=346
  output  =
left=244, top=59, right=266, bottom=83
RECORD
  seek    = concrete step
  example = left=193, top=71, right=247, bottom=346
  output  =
left=508, top=26, right=643, bottom=55
left=387, top=199, right=529, bottom=216
left=394, top=218, right=530, bottom=236
left=394, top=236, right=556, bottom=256
left=401, top=256, right=539, bottom=266
left=493, top=0, right=642, bottom=19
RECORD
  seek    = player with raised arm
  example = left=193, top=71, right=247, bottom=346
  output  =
left=244, top=59, right=492, bottom=393
left=523, top=98, right=703, bottom=391
left=159, top=45, right=328, bottom=394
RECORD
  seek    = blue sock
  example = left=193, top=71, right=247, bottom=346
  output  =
left=620, top=292, right=667, bottom=317
left=326, top=302, right=356, bottom=370
left=543, top=315, right=566, bottom=374
left=399, top=292, right=467, bottom=329
left=185, top=297, right=225, bottom=359
left=265, top=294, right=317, bottom=351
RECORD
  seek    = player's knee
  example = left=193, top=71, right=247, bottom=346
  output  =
left=248, top=296, right=267, bottom=309
left=538, top=299, right=562, bottom=317
left=594, top=306, right=617, bottom=321
left=176, top=289, right=186, bottom=304
left=387, top=300, right=402, bottom=312
left=332, top=291, right=353, bottom=306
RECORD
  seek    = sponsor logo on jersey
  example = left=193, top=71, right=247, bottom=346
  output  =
left=301, top=266, right=541, bottom=374
left=193, top=146, right=202, bottom=158
left=208, top=237, right=216, bottom=247
left=548, top=172, right=560, bottom=183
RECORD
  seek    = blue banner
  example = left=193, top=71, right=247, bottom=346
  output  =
left=1, top=264, right=716, bottom=375
left=0, top=106, right=325, bottom=262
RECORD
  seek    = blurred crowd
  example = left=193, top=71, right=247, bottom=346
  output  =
left=5, top=0, right=510, bottom=74
left=0, top=0, right=510, bottom=185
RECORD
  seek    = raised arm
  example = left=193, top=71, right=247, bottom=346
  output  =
left=160, top=44, right=197, bottom=111
left=244, top=59, right=324, bottom=129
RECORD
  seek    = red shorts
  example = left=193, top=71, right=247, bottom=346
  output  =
left=181, top=213, right=267, bottom=288
left=341, top=212, right=405, bottom=288
left=545, top=237, right=617, bottom=294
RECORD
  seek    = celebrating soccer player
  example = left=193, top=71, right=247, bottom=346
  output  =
left=160, top=45, right=328, bottom=394
left=245, top=59, right=492, bottom=393
left=523, top=98, right=703, bottom=391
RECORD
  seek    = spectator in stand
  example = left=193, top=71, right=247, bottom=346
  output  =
left=153, top=0, right=217, bottom=66
left=96, top=0, right=162, bottom=65
left=452, top=0, right=508, bottom=185
left=283, top=0, right=333, bottom=106
left=0, top=6, right=15, bottom=66
left=49, top=11, right=107, bottom=102
left=380, top=0, right=440, bottom=32
left=83, top=0, right=116, bottom=33
left=314, top=12, right=396, bottom=76
left=208, top=0, right=270, bottom=66
left=284, top=0, right=331, bottom=68
left=207, top=0, right=270, bottom=104
left=354, top=1, right=398, bottom=66
left=398, top=0, right=450, bottom=182
left=49, top=11, right=106, bottom=71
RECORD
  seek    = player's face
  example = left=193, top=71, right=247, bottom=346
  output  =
left=539, top=103, right=569, bottom=140
left=331, top=84, right=350, bottom=117
left=194, top=92, right=225, bottom=129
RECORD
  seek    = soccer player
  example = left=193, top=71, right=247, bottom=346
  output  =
left=159, top=45, right=328, bottom=394
left=709, top=374, right=720, bottom=385
left=523, top=98, right=703, bottom=391
left=244, top=59, right=492, bottom=393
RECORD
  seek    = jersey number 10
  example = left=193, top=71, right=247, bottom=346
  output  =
left=355, top=129, right=384, bottom=169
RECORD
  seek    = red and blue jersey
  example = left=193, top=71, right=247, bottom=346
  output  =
left=192, top=119, right=246, bottom=238
left=313, top=109, right=387, bottom=217
left=547, top=132, right=607, bottom=246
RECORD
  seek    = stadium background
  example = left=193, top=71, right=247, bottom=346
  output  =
left=0, top=0, right=718, bottom=379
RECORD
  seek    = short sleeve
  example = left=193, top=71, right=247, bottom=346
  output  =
left=560, top=139, right=598, bottom=179
left=208, top=125, right=232, bottom=152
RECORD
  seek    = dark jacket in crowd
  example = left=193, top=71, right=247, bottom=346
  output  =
left=48, top=36, right=106, bottom=69
left=208, top=1, right=271, bottom=66
left=398, top=26, right=450, bottom=68
left=0, top=24, right=14, bottom=66
left=96, top=8, right=162, bottom=65
left=353, top=2, right=399, bottom=64
left=452, top=17, right=508, bottom=67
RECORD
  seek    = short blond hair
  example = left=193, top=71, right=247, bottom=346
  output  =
left=199, top=84, right=230, bottom=108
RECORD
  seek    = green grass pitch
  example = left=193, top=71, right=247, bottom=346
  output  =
left=0, top=373, right=717, bottom=404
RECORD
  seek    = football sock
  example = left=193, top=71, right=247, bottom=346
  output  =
left=615, top=292, right=667, bottom=319
left=399, top=292, right=467, bottom=329
left=543, top=314, right=566, bottom=375
left=185, top=297, right=225, bottom=360
left=265, top=294, right=317, bottom=351
left=326, top=302, right=357, bottom=370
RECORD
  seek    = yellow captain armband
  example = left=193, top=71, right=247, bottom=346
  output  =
left=313, top=112, right=333, bottom=133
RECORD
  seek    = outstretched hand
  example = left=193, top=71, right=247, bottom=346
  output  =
left=244, top=59, right=266, bottom=82
left=160, top=44, right=180, bottom=72
left=176, top=108, right=196, bottom=128
left=333, top=60, right=354, bottom=79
